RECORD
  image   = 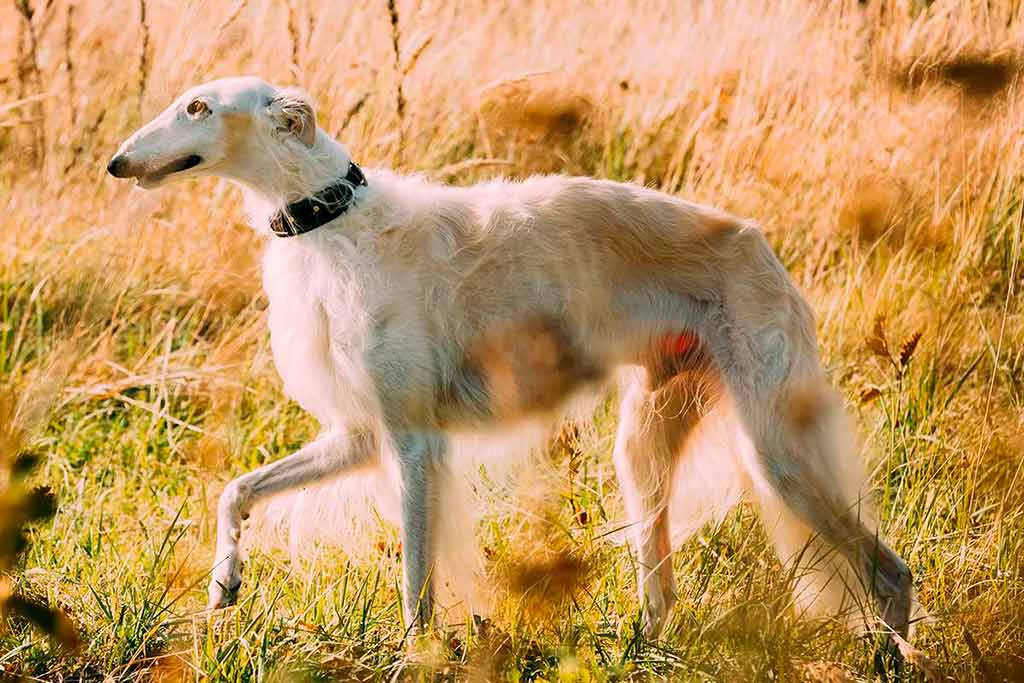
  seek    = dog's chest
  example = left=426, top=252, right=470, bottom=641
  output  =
left=262, top=240, right=377, bottom=426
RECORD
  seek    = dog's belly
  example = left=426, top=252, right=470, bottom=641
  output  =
left=436, top=315, right=608, bottom=428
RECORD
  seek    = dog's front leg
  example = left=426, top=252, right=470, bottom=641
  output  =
left=391, top=430, right=445, bottom=634
left=207, top=428, right=376, bottom=609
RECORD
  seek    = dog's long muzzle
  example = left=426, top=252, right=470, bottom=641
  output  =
left=106, top=153, right=203, bottom=185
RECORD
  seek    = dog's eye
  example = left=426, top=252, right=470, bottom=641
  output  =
left=186, top=99, right=209, bottom=117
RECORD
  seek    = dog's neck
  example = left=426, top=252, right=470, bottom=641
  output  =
left=228, top=129, right=358, bottom=235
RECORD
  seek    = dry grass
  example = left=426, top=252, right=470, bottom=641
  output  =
left=1, top=0, right=1023, bottom=680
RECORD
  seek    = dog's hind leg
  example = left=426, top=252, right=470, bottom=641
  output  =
left=699, top=226, right=913, bottom=638
left=207, top=428, right=376, bottom=609
left=613, top=368, right=706, bottom=638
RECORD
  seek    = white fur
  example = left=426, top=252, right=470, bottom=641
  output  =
left=109, top=76, right=915, bottom=643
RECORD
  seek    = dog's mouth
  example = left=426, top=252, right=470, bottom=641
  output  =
left=137, top=154, right=203, bottom=188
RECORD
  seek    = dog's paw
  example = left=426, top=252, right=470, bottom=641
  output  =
left=403, top=630, right=445, bottom=668
left=642, top=606, right=665, bottom=640
left=472, top=614, right=492, bottom=640
left=641, top=582, right=677, bottom=640
left=872, top=632, right=905, bottom=682
left=207, top=575, right=242, bottom=610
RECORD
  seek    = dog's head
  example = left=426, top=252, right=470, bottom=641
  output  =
left=107, top=76, right=318, bottom=189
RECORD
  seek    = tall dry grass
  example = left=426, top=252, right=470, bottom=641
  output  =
left=1, top=0, right=1023, bottom=680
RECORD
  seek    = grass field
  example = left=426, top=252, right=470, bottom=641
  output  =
left=2, top=0, right=1023, bottom=680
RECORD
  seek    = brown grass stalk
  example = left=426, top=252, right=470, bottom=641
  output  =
left=13, top=0, right=46, bottom=165
left=386, top=0, right=405, bottom=162
left=63, top=2, right=76, bottom=129
left=286, top=0, right=300, bottom=73
left=137, top=0, right=149, bottom=116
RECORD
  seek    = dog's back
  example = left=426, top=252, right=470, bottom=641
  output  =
left=325, top=172, right=746, bottom=426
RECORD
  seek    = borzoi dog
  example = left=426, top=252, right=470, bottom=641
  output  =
left=107, top=76, right=913, bottom=643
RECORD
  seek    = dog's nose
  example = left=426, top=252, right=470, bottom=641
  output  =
left=107, top=154, right=130, bottom=178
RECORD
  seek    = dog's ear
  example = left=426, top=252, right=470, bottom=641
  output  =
left=267, top=88, right=317, bottom=147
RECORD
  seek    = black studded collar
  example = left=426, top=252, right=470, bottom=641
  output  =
left=269, top=162, right=368, bottom=237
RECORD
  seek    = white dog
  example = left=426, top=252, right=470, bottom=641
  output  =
left=108, top=76, right=913, bottom=642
